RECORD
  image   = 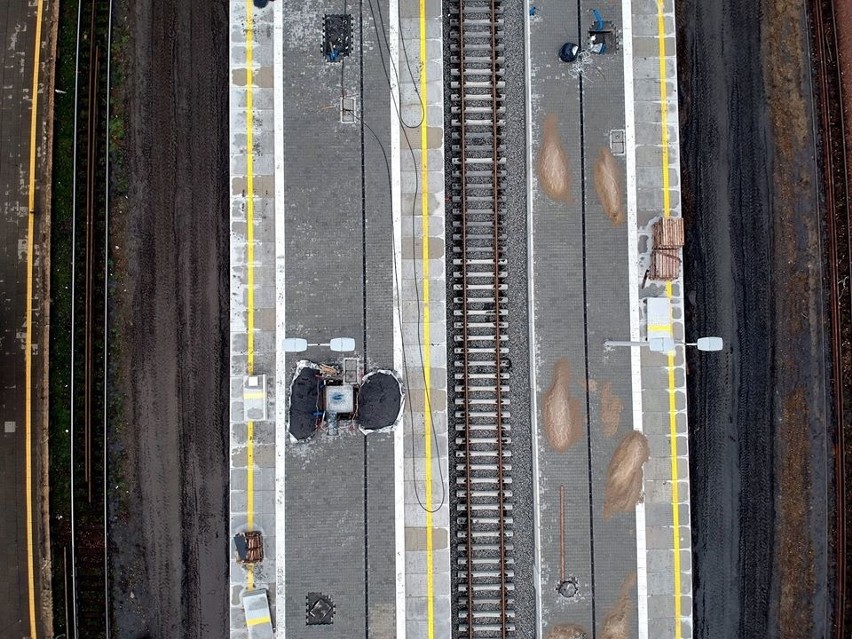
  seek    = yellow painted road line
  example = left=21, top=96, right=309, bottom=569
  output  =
left=245, top=0, right=256, bottom=591
left=418, top=0, right=434, bottom=635
left=656, top=0, right=682, bottom=637
left=25, top=1, right=45, bottom=636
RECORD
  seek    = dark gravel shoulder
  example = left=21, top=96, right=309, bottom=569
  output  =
left=677, top=0, right=833, bottom=636
left=108, top=0, right=230, bottom=636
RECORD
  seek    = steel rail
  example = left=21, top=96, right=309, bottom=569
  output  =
left=69, top=0, right=83, bottom=629
left=457, top=1, right=475, bottom=633
left=811, top=0, right=851, bottom=635
left=102, top=0, right=114, bottom=633
left=487, top=0, right=508, bottom=631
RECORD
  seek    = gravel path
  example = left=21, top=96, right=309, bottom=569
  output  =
left=677, top=0, right=833, bottom=635
left=108, top=0, right=230, bottom=636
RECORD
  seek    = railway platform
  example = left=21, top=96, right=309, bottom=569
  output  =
left=227, top=0, right=428, bottom=636
left=229, top=0, right=694, bottom=636
left=526, top=0, right=692, bottom=637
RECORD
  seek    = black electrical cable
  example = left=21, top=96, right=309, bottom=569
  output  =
left=340, top=1, right=446, bottom=513
left=368, top=0, right=449, bottom=512
left=357, top=109, right=446, bottom=514
left=365, top=0, right=425, bottom=129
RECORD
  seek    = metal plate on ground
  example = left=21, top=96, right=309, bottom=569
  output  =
left=243, top=374, right=268, bottom=422
left=306, top=592, right=335, bottom=625
left=610, top=128, right=625, bottom=155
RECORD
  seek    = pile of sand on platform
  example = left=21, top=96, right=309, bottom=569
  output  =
left=604, top=431, right=650, bottom=518
left=594, top=146, right=624, bottom=226
left=600, top=572, right=637, bottom=639
left=600, top=380, right=623, bottom=438
left=542, top=358, right=583, bottom=453
left=536, top=113, right=572, bottom=202
left=547, top=624, right=589, bottom=639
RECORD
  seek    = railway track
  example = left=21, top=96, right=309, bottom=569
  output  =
left=448, top=0, right=514, bottom=636
left=810, top=0, right=852, bottom=635
left=65, top=0, right=114, bottom=636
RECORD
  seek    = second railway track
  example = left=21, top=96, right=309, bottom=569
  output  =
left=810, top=0, right=851, bottom=635
left=65, top=0, right=114, bottom=636
left=448, top=0, right=515, bottom=636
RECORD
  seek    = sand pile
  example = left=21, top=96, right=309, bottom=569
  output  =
left=536, top=113, right=572, bottom=202
left=604, top=431, right=650, bottom=517
left=547, top=624, right=588, bottom=639
left=542, top=358, right=583, bottom=452
left=594, top=146, right=624, bottom=226
left=600, top=572, right=637, bottom=639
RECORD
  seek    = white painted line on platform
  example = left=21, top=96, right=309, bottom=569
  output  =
left=389, top=0, right=406, bottom=633
left=273, top=0, right=287, bottom=635
left=523, top=1, right=543, bottom=637
left=621, top=0, right=649, bottom=636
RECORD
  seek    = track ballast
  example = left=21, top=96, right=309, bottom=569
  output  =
left=448, top=0, right=514, bottom=636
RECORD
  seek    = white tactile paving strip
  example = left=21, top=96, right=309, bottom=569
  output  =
left=229, top=1, right=279, bottom=637
left=627, top=0, right=694, bottom=637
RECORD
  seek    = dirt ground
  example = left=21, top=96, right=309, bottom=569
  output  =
left=107, top=0, right=230, bottom=636
left=677, top=0, right=833, bottom=636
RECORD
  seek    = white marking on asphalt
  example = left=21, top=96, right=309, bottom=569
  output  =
left=621, top=0, right=649, bottom=635
left=273, top=0, right=287, bottom=635
left=389, top=0, right=406, bottom=633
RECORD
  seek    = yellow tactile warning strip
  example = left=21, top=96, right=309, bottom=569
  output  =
left=418, top=0, right=436, bottom=631
left=25, top=0, right=45, bottom=636
left=655, top=0, right=683, bottom=635
left=244, top=0, right=257, bottom=591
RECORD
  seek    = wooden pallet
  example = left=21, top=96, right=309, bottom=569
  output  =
left=650, top=217, right=684, bottom=281
left=235, top=531, right=264, bottom=564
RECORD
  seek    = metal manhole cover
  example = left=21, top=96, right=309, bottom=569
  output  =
left=558, top=576, right=580, bottom=599
left=306, top=592, right=335, bottom=625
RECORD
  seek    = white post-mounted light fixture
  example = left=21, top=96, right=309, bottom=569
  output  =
left=282, top=336, right=357, bottom=353
left=604, top=336, right=724, bottom=354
